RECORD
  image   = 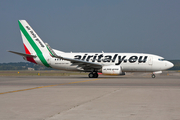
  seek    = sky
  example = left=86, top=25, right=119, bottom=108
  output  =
left=0, top=0, right=180, bottom=63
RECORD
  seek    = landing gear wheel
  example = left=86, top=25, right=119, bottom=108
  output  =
left=89, top=73, right=94, bottom=78
left=88, top=72, right=99, bottom=78
left=93, top=72, right=98, bottom=78
left=151, top=74, right=156, bottom=78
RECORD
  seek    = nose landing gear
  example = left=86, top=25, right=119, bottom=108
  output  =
left=151, top=74, right=156, bottom=78
left=89, top=72, right=99, bottom=78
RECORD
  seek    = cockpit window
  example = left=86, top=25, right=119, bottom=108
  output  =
left=158, top=58, right=166, bottom=61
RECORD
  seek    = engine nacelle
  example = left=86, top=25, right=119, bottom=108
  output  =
left=102, top=65, right=125, bottom=75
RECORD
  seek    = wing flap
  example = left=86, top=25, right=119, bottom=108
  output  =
left=59, top=56, right=102, bottom=69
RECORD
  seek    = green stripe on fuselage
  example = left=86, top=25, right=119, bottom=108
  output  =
left=18, top=21, right=50, bottom=67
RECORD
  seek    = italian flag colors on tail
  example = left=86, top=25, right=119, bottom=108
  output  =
left=18, top=20, right=51, bottom=67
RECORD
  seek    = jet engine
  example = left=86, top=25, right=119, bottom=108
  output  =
left=102, top=65, right=125, bottom=75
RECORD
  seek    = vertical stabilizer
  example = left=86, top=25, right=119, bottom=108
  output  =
left=18, top=20, right=51, bottom=67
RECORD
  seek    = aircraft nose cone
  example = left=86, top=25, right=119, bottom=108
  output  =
left=170, top=62, right=174, bottom=68
left=166, top=61, right=174, bottom=69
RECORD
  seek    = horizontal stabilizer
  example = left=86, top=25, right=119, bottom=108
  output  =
left=8, top=51, right=37, bottom=58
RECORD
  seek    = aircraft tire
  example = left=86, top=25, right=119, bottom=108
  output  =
left=89, top=73, right=94, bottom=78
left=93, top=72, right=98, bottom=78
left=151, top=74, right=156, bottom=78
left=89, top=72, right=98, bottom=78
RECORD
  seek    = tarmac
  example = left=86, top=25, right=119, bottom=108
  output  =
left=0, top=72, right=180, bottom=120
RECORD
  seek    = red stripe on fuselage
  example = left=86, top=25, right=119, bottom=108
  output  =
left=23, top=44, right=37, bottom=64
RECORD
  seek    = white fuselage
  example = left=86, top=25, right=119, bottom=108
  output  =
left=40, top=51, right=173, bottom=73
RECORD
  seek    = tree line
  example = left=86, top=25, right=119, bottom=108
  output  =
left=0, top=62, right=54, bottom=70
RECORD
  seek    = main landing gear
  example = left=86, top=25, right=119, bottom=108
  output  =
left=89, top=72, right=99, bottom=78
left=151, top=74, right=156, bottom=78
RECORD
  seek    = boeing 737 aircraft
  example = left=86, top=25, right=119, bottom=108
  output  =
left=9, top=20, right=174, bottom=78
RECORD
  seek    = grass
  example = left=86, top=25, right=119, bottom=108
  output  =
left=0, top=70, right=88, bottom=76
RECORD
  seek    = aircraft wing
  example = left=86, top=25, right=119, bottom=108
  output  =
left=57, top=56, right=102, bottom=69
left=8, top=51, right=37, bottom=58
left=45, top=43, right=102, bottom=70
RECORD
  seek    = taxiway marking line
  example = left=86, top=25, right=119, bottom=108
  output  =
left=0, top=78, right=101, bottom=95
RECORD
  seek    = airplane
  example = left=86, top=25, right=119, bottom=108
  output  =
left=9, top=20, right=174, bottom=78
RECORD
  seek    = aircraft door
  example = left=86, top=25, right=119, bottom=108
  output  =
left=148, top=56, right=153, bottom=65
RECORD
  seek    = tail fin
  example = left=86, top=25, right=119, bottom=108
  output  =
left=18, top=20, right=51, bottom=67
